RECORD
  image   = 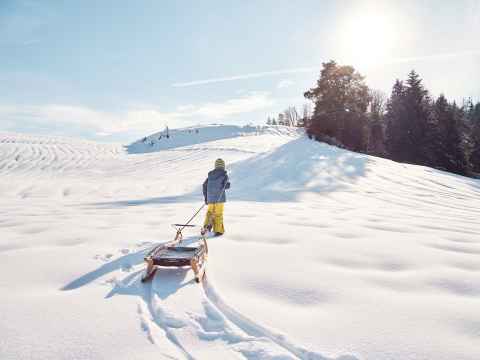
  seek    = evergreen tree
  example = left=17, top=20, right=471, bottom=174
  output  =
left=469, top=102, right=480, bottom=172
left=385, top=71, right=435, bottom=165
left=304, top=60, right=370, bottom=151
left=433, top=95, right=468, bottom=174
left=404, top=70, right=435, bottom=165
left=385, top=80, right=408, bottom=160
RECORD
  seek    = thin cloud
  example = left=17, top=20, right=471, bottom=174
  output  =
left=0, top=92, right=275, bottom=140
left=193, top=92, right=274, bottom=118
left=172, top=50, right=480, bottom=87
left=0, top=1, right=50, bottom=48
left=277, top=79, right=295, bottom=89
left=388, top=49, right=480, bottom=64
left=172, top=67, right=317, bottom=87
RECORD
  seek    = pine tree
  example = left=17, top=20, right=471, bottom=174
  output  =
left=404, top=70, right=434, bottom=165
left=446, top=102, right=469, bottom=174
left=385, top=80, right=408, bottom=161
left=433, top=95, right=468, bottom=174
left=304, top=60, right=370, bottom=151
left=469, top=102, right=480, bottom=173
left=385, top=71, right=435, bottom=165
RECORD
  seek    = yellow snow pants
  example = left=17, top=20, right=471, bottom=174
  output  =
left=203, top=203, right=225, bottom=234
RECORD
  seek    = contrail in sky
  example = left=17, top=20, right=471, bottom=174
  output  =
left=388, top=49, right=480, bottom=64
left=172, top=50, right=480, bottom=87
left=172, top=67, right=318, bottom=87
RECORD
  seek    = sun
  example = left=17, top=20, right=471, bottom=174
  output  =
left=338, top=11, right=397, bottom=66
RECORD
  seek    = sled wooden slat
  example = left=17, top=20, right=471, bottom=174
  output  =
left=142, top=237, right=208, bottom=283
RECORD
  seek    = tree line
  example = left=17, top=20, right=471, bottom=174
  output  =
left=302, top=60, right=480, bottom=177
left=266, top=104, right=311, bottom=127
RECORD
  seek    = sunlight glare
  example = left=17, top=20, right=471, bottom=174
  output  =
left=338, top=11, right=397, bottom=66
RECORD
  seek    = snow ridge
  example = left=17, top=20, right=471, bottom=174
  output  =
left=127, top=124, right=301, bottom=154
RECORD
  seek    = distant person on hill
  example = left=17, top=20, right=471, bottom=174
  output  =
left=201, top=158, right=230, bottom=236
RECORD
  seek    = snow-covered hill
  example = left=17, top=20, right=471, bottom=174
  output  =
left=126, top=124, right=300, bottom=154
left=1, top=126, right=480, bottom=360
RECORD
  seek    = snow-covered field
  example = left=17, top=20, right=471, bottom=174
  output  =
left=1, top=125, right=479, bottom=360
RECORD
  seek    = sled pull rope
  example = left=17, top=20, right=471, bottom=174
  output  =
left=179, top=179, right=229, bottom=233
left=179, top=204, right=206, bottom=233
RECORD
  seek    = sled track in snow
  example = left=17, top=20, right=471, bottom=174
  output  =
left=138, top=265, right=354, bottom=360
left=202, top=277, right=353, bottom=360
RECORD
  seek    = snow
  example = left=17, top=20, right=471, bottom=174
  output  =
left=126, top=124, right=295, bottom=154
left=1, top=125, right=480, bottom=360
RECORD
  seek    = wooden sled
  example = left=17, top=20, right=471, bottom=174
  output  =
left=141, top=224, right=208, bottom=284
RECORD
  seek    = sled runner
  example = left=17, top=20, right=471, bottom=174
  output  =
left=141, top=224, right=208, bottom=283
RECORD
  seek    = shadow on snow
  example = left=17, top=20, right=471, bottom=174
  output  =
left=61, top=248, right=148, bottom=291
left=88, top=137, right=369, bottom=208
left=61, top=237, right=199, bottom=298
left=90, top=195, right=197, bottom=208
left=228, top=137, right=368, bottom=202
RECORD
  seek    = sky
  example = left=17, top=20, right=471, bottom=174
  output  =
left=0, top=0, right=479, bottom=143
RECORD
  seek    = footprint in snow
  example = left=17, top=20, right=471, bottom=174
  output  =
left=94, top=253, right=114, bottom=262
left=121, top=263, right=133, bottom=272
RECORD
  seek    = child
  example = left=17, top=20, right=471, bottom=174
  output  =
left=202, top=158, right=230, bottom=236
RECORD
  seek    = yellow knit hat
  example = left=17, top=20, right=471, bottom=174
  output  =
left=215, top=158, right=225, bottom=169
